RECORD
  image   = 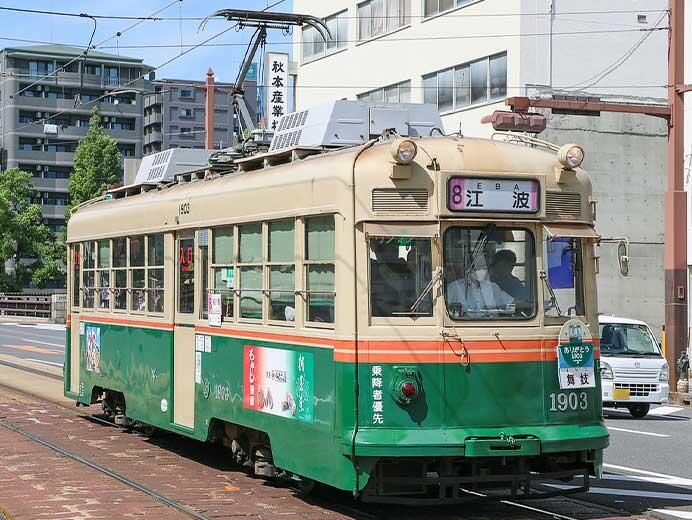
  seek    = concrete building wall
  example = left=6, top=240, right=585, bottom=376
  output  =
left=541, top=109, right=668, bottom=337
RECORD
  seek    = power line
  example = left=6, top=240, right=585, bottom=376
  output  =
left=0, top=5, right=668, bottom=21
left=8, top=0, right=288, bottom=135
left=11, top=0, right=182, bottom=98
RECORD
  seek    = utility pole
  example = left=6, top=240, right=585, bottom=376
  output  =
left=664, top=0, right=687, bottom=380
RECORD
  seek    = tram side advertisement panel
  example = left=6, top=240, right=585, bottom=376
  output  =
left=243, top=345, right=314, bottom=423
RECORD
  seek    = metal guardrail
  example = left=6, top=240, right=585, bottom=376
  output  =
left=0, top=293, right=54, bottom=318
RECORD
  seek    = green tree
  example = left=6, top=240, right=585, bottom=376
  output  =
left=68, top=107, right=122, bottom=214
left=0, top=168, right=64, bottom=291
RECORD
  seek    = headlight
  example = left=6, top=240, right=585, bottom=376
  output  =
left=558, top=143, right=585, bottom=169
left=600, top=361, right=614, bottom=380
left=659, top=363, right=669, bottom=381
left=390, top=139, right=417, bottom=164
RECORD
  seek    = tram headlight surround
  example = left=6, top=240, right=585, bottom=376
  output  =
left=390, top=139, right=418, bottom=165
left=558, top=144, right=585, bottom=170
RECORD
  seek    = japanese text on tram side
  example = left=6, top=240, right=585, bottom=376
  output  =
left=372, top=365, right=384, bottom=425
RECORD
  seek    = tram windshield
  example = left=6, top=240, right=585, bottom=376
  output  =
left=444, top=226, right=537, bottom=320
left=542, top=237, right=585, bottom=318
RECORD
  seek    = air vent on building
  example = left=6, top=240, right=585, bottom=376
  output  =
left=372, top=189, right=429, bottom=213
left=545, top=191, right=581, bottom=219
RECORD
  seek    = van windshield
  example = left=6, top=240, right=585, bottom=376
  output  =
left=599, top=323, right=661, bottom=357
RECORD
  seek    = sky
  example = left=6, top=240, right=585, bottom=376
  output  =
left=0, top=0, right=295, bottom=84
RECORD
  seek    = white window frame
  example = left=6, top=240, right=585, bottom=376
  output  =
left=302, top=10, right=348, bottom=64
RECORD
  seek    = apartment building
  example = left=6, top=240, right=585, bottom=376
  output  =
left=143, top=76, right=258, bottom=155
left=0, top=44, right=152, bottom=231
left=293, top=0, right=674, bottom=333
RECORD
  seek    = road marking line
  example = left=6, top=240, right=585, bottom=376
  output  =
left=22, top=338, right=64, bottom=348
left=602, top=474, right=692, bottom=487
left=604, top=464, right=692, bottom=484
left=25, top=358, right=64, bottom=368
left=607, top=426, right=669, bottom=437
left=650, top=406, right=685, bottom=416
left=545, top=484, right=692, bottom=501
left=0, top=344, right=59, bottom=354
left=652, top=510, right=692, bottom=519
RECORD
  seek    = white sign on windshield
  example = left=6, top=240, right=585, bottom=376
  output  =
left=448, top=177, right=539, bottom=213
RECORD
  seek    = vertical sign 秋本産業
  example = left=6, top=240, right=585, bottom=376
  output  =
left=264, top=52, right=289, bottom=131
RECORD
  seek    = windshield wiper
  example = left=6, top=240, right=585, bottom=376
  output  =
left=403, top=269, right=443, bottom=315
left=539, top=270, right=562, bottom=316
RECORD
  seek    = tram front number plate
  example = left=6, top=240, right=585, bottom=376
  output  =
left=447, top=177, right=539, bottom=213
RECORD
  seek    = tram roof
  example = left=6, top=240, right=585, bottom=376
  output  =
left=67, top=136, right=592, bottom=242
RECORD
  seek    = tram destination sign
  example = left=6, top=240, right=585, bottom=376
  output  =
left=447, top=177, right=539, bottom=213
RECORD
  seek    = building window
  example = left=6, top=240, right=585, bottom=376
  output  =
left=424, top=0, right=477, bottom=18
left=358, top=80, right=411, bottom=103
left=180, top=108, right=194, bottom=118
left=358, top=0, right=410, bottom=41
left=104, top=67, right=119, bottom=86
left=180, top=89, right=193, bottom=98
left=423, top=52, right=506, bottom=112
left=84, top=64, right=101, bottom=75
left=302, top=10, right=348, bottom=62
left=29, top=60, right=54, bottom=78
left=180, top=127, right=192, bottom=136
left=304, top=215, right=335, bottom=325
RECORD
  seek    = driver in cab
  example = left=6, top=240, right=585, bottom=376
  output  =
left=446, top=257, right=514, bottom=317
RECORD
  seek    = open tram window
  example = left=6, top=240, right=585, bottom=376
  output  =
left=211, top=227, right=234, bottom=320
left=543, top=237, right=585, bottom=318
left=198, top=231, right=209, bottom=319
left=268, top=219, right=295, bottom=323
left=177, top=237, right=195, bottom=314
left=443, top=226, right=537, bottom=320
left=112, top=237, right=127, bottom=310
left=369, top=237, right=433, bottom=318
left=305, top=216, right=335, bottom=325
left=97, top=240, right=111, bottom=311
left=239, top=224, right=263, bottom=319
left=147, top=234, right=165, bottom=313
left=130, top=236, right=146, bottom=312
left=82, top=241, right=95, bottom=309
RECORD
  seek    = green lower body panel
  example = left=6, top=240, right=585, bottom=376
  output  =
left=65, top=322, right=608, bottom=498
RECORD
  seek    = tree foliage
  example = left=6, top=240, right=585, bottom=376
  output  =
left=68, top=108, right=122, bottom=214
left=0, top=169, right=64, bottom=291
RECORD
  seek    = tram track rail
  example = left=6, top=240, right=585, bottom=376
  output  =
left=0, top=362, right=625, bottom=520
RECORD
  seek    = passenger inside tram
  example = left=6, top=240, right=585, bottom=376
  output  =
left=489, top=249, right=528, bottom=300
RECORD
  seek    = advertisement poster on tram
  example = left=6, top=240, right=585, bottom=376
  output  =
left=557, top=319, right=595, bottom=389
left=243, top=345, right=314, bottom=423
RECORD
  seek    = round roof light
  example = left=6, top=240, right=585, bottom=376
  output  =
left=558, top=144, right=585, bottom=170
left=390, top=139, right=418, bottom=165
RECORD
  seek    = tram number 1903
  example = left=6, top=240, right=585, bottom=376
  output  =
left=549, top=392, right=588, bottom=412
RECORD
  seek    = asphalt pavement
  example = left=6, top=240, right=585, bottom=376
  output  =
left=0, top=321, right=690, bottom=519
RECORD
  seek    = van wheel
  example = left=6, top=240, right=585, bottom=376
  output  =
left=628, top=404, right=650, bottom=418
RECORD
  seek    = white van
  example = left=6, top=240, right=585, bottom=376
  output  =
left=598, top=315, right=669, bottom=418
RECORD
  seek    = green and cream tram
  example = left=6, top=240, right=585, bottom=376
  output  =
left=65, top=102, right=607, bottom=503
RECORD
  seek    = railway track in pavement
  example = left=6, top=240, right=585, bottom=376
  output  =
left=0, top=364, right=635, bottom=520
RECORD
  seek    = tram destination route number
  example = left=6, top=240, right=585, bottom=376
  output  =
left=447, top=177, right=539, bottom=213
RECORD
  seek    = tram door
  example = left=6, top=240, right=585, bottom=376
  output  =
left=173, top=231, right=196, bottom=429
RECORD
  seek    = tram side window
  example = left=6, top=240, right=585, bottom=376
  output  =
left=239, top=224, right=263, bottom=319
left=178, top=237, right=195, bottom=314
left=305, top=216, right=335, bottom=325
left=82, top=241, right=95, bottom=308
left=268, top=219, right=295, bottom=323
left=72, top=244, right=80, bottom=308
left=112, top=237, right=127, bottom=310
left=199, top=234, right=209, bottom=319
left=211, top=227, right=234, bottom=320
left=147, top=234, right=165, bottom=313
left=130, top=236, right=146, bottom=312
left=369, top=237, right=433, bottom=318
